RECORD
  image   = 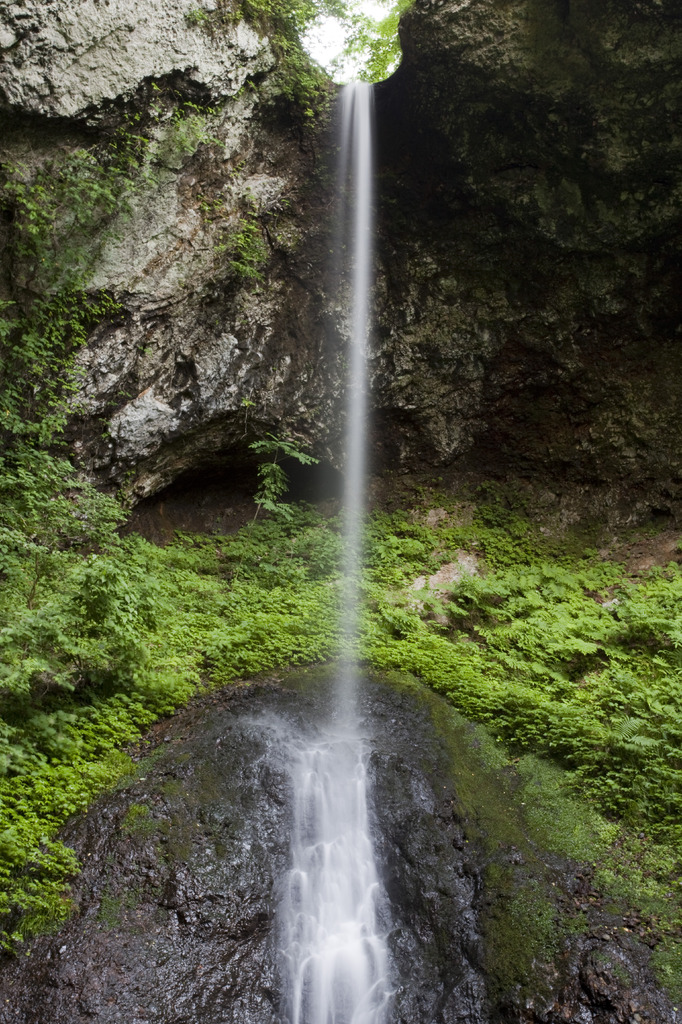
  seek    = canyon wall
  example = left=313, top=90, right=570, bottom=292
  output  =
left=1, top=0, right=681, bottom=521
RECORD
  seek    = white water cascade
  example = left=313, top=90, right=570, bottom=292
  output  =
left=280, top=83, right=391, bottom=1024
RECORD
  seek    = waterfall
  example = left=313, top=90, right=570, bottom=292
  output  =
left=338, top=80, right=373, bottom=692
left=280, top=83, right=391, bottom=1024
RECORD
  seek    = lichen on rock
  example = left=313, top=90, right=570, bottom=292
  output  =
left=0, top=0, right=272, bottom=120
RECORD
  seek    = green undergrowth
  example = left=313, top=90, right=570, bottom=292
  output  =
left=0, top=47, right=337, bottom=946
left=362, top=498, right=682, bottom=846
left=360, top=493, right=682, bottom=999
left=1, top=486, right=681, bottom=997
left=0, top=498, right=342, bottom=947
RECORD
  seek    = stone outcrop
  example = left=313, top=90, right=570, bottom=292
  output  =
left=1, top=0, right=344, bottom=499
left=0, top=0, right=270, bottom=120
left=1, top=0, right=682, bottom=520
left=374, top=0, right=682, bottom=521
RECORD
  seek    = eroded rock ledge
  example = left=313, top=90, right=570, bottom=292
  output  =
left=0, top=0, right=344, bottom=499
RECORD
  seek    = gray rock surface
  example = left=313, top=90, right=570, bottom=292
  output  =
left=0, top=0, right=271, bottom=119
left=1, top=0, right=343, bottom=499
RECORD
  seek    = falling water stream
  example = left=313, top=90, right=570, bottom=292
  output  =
left=280, top=83, right=391, bottom=1024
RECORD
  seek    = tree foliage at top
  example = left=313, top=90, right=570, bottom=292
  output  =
left=334, top=0, right=411, bottom=82
left=300, top=0, right=409, bottom=83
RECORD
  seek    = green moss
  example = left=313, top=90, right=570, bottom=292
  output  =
left=97, top=882, right=143, bottom=930
left=376, top=666, right=681, bottom=1005
left=121, top=804, right=156, bottom=839
left=184, top=7, right=213, bottom=27
left=651, top=940, right=682, bottom=1004
left=364, top=490, right=682, bottom=999
left=365, top=496, right=682, bottom=842
left=375, top=670, right=567, bottom=1003
left=113, top=750, right=161, bottom=793
left=157, top=813, right=194, bottom=864
left=515, top=755, right=618, bottom=861
left=97, top=891, right=122, bottom=929
left=159, top=779, right=184, bottom=798
left=592, top=948, right=632, bottom=986
left=483, top=867, right=559, bottom=1002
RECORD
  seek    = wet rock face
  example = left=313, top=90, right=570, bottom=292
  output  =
left=367, top=691, right=488, bottom=1023
left=373, top=0, right=682, bottom=520
left=0, top=677, right=490, bottom=1024
left=0, top=671, right=675, bottom=1024
left=0, top=686, right=293, bottom=1024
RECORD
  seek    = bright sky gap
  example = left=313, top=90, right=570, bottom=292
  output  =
left=302, top=0, right=394, bottom=82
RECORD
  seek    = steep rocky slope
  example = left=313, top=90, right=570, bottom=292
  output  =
left=0, top=670, right=676, bottom=1024
left=1, top=0, right=682, bottom=521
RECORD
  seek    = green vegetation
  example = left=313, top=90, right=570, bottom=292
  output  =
left=241, top=0, right=334, bottom=111
left=378, top=648, right=682, bottom=1003
left=0, top=502, right=343, bottom=947
left=184, top=7, right=213, bottom=27
left=0, top=143, right=134, bottom=444
left=334, top=0, right=411, bottom=82
left=97, top=881, right=143, bottom=929
left=182, top=0, right=342, bottom=115
left=180, top=0, right=409, bottom=101
left=362, top=498, right=682, bottom=849
left=121, top=803, right=156, bottom=838
left=249, top=433, right=319, bottom=517
left=360, top=493, right=682, bottom=998
left=226, top=205, right=271, bottom=280
left=198, top=190, right=271, bottom=274
left=1, top=475, right=681, bottom=991
left=0, top=91, right=222, bottom=447
left=0, top=91, right=329, bottom=948
left=376, top=668, right=569, bottom=1002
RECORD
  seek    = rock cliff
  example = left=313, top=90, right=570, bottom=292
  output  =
left=1, top=0, right=343, bottom=499
left=1, top=0, right=682, bottom=521
left=374, top=0, right=682, bottom=521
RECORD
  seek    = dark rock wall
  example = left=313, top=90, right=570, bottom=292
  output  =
left=373, top=0, right=682, bottom=520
